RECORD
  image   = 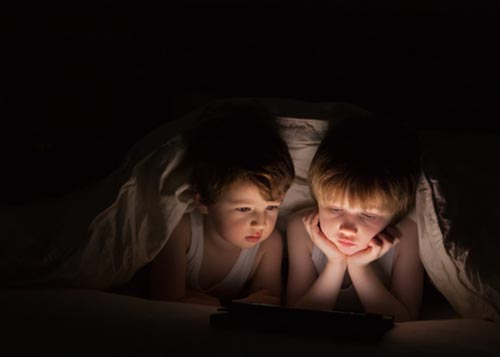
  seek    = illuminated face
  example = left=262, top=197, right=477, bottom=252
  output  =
left=317, top=199, right=394, bottom=255
left=199, top=179, right=281, bottom=249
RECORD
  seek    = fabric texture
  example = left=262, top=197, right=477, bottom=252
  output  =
left=275, top=116, right=328, bottom=231
left=416, top=131, right=500, bottom=322
left=1, top=136, right=193, bottom=290
left=3, top=97, right=498, bottom=324
left=68, top=136, right=193, bottom=289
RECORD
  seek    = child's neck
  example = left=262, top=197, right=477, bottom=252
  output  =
left=203, top=223, right=241, bottom=253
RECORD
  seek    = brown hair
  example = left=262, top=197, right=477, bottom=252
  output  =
left=184, top=99, right=295, bottom=205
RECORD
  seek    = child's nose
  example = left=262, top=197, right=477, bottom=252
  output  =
left=251, top=212, right=267, bottom=227
left=339, top=221, right=358, bottom=235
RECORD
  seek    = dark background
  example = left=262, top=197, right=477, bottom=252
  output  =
left=3, top=1, right=500, bottom=204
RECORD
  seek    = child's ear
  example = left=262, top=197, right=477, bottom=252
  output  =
left=195, top=193, right=209, bottom=214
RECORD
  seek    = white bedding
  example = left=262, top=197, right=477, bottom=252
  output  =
left=1, top=287, right=499, bottom=357
left=1, top=97, right=499, bottom=325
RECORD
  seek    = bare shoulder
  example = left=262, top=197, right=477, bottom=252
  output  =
left=287, top=206, right=315, bottom=230
left=394, top=214, right=419, bottom=256
left=285, top=207, right=315, bottom=258
left=150, top=212, right=192, bottom=277
left=172, top=212, right=191, bottom=234
left=259, top=228, right=283, bottom=253
left=169, top=212, right=192, bottom=251
left=253, top=229, right=283, bottom=273
left=396, top=214, right=418, bottom=240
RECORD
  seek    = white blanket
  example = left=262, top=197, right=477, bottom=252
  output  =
left=2, top=98, right=499, bottom=324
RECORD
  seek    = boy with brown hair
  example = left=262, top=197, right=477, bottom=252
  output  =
left=149, top=100, right=295, bottom=305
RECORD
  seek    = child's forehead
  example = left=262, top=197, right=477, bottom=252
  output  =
left=323, top=197, right=391, bottom=214
left=221, top=179, right=279, bottom=203
left=224, top=178, right=259, bottom=193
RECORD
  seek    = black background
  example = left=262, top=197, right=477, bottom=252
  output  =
left=3, top=1, right=500, bottom=204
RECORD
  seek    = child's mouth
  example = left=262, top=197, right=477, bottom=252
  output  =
left=338, top=239, right=356, bottom=248
left=245, top=234, right=261, bottom=243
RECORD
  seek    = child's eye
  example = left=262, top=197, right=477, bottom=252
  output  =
left=236, top=207, right=251, bottom=212
left=266, top=205, right=279, bottom=211
left=329, top=207, right=343, bottom=214
left=361, top=213, right=376, bottom=220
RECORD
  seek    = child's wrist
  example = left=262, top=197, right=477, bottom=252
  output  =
left=346, top=260, right=372, bottom=270
left=325, top=258, right=347, bottom=269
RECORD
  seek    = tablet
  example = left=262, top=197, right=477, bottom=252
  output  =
left=209, top=300, right=394, bottom=343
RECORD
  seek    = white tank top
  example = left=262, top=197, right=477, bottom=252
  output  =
left=186, top=210, right=260, bottom=299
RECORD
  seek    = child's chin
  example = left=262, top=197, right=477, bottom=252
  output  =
left=340, top=247, right=362, bottom=256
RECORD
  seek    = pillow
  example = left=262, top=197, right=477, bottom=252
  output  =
left=275, top=116, right=328, bottom=229
left=416, top=131, right=500, bottom=322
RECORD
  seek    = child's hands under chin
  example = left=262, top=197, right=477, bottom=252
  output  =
left=303, top=211, right=346, bottom=263
left=347, top=226, right=402, bottom=267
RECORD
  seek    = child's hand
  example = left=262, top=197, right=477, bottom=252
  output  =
left=303, top=211, right=346, bottom=263
left=347, top=226, right=401, bottom=267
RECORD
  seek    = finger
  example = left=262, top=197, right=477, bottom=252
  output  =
left=306, top=219, right=322, bottom=243
left=311, top=213, right=320, bottom=228
left=379, top=231, right=401, bottom=247
left=306, top=211, right=319, bottom=227
left=390, top=226, right=403, bottom=238
left=380, top=230, right=394, bottom=244
left=303, top=213, right=314, bottom=229
left=370, top=236, right=384, bottom=247
left=351, top=245, right=375, bottom=262
left=376, top=233, right=397, bottom=256
left=367, top=236, right=385, bottom=257
left=303, top=220, right=312, bottom=237
left=312, top=226, right=327, bottom=242
left=310, top=221, right=323, bottom=241
left=304, top=213, right=318, bottom=232
left=310, top=223, right=330, bottom=248
left=385, top=226, right=402, bottom=241
left=303, top=209, right=317, bottom=221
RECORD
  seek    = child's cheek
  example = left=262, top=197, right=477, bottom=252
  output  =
left=320, top=223, right=336, bottom=242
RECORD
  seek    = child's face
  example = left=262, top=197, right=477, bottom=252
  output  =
left=200, top=179, right=282, bottom=249
left=317, top=199, right=395, bottom=256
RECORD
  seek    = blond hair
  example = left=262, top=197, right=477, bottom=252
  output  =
left=309, top=116, right=420, bottom=223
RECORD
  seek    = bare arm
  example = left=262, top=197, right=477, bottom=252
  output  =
left=178, top=289, right=221, bottom=306
left=388, top=216, right=423, bottom=320
left=286, top=209, right=347, bottom=310
left=149, top=214, right=221, bottom=306
left=348, top=217, right=423, bottom=321
left=243, top=229, right=284, bottom=305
